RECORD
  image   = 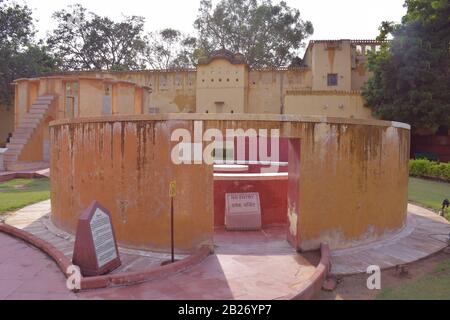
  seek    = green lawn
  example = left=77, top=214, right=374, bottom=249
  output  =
left=376, top=260, right=450, bottom=300
left=385, top=177, right=450, bottom=299
left=0, top=178, right=51, bottom=214
left=409, top=177, right=450, bottom=219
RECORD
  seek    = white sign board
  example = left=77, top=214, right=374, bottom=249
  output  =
left=90, top=208, right=118, bottom=268
left=226, top=192, right=261, bottom=215
left=225, top=192, right=262, bottom=231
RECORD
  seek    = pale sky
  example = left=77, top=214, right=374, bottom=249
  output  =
left=22, top=0, right=407, bottom=46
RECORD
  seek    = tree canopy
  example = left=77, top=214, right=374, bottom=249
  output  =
left=0, top=0, right=315, bottom=106
left=0, top=1, right=56, bottom=105
left=144, top=28, right=199, bottom=69
left=362, top=0, right=450, bottom=130
left=194, top=0, right=313, bottom=68
left=47, top=4, right=147, bottom=71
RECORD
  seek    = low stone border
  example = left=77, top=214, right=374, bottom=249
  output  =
left=0, top=222, right=212, bottom=291
left=285, top=243, right=331, bottom=300
left=80, top=246, right=211, bottom=290
left=0, top=171, right=49, bottom=183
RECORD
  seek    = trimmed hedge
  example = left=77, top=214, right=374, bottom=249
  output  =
left=409, top=159, right=450, bottom=182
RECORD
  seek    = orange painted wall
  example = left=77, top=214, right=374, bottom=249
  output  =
left=50, top=118, right=214, bottom=253
left=18, top=99, right=59, bottom=163
left=50, top=115, right=410, bottom=253
left=0, top=106, right=14, bottom=147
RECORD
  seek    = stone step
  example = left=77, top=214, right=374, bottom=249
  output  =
left=3, top=150, right=17, bottom=160
left=9, top=138, right=28, bottom=144
left=33, top=100, right=50, bottom=104
left=20, top=120, right=41, bottom=127
left=16, top=128, right=37, bottom=135
left=22, top=112, right=42, bottom=118
left=15, top=123, right=36, bottom=129
left=19, top=113, right=43, bottom=120
left=24, top=109, right=44, bottom=115
left=11, top=132, right=31, bottom=138
left=3, top=95, right=54, bottom=170
left=23, top=113, right=44, bottom=120
left=30, top=105, right=49, bottom=110
left=7, top=162, right=50, bottom=171
left=3, top=154, right=18, bottom=163
left=9, top=138, right=30, bottom=145
left=17, top=118, right=39, bottom=129
left=13, top=127, right=36, bottom=135
left=36, top=96, right=54, bottom=101
left=29, top=109, right=47, bottom=115
left=4, top=144, right=23, bottom=156
left=5, top=143, right=23, bottom=151
left=3, top=154, right=19, bottom=164
left=37, top=95, right=54, bottom=100
left=34, top=100, right=53, bottom=106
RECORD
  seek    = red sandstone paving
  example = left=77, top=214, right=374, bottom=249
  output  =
left=78, top=229, right=317, bottom=300
left=0, top=233, right=77, bottom=300
left=0, top=228, right=317, bottom=300
left=1, top=202, right=449, bottom=300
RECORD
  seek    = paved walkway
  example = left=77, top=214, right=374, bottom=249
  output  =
left=1, top=200, right=449, bottom=299
left=7, top=201, right=448, bottom=277
left=0, top=223, right=318, bottom=299
left=3, top=201, right=188, bottom=274
left=78, top=228, right=318, bottom=300
left=331, top=204, right=450, bottom=275
left=0, top=232, right=77, bottom=300
left=1, top=201, right=319, bottom=299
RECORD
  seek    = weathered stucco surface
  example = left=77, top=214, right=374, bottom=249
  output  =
left=9, top=39, right=385, bottom=166
left=50, top=114, right=410, bottom=253
left=0, top=106, right=14, bottom=147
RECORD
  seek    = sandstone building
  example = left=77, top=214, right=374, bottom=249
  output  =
left=2, top=39, right=386, bottom=169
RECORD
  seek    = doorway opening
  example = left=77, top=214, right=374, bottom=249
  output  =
left=212, top=136, right=301, bottom=250
left=64, top=82, right=79, bottom=118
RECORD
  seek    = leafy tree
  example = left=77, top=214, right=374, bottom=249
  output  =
left=0, top=1, right=56, bottom=105
left=376, top=21, right=396, bottom=41
left=194, top=0, right=313, bottom=68
left=0, top=0, right=33, bottom=50
left=362, top=0, right=450, bottom=130
left=47, top=4, right=147, bottom=71
left=145, top=28, right=199, bottom=69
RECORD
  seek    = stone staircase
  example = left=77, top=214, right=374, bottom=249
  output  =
left=4, top=95, right=55, bottom=171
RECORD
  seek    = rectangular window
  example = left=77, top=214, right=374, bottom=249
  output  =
left=327, top=74, right=338, bottom=86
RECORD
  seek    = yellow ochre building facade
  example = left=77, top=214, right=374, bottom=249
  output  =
left=3, top=39, right=383, bottom=169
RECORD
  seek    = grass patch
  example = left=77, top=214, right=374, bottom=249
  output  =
left=0, top=178, right=50, bottom=214
left=376, top=259, right=450, bottom=300
left=408, top=177, right=450, bottom=219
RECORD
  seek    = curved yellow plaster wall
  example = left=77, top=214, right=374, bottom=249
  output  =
left=49, top=114, right=410, bottom=253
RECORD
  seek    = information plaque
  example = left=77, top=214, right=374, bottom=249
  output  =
left=225, top=193, right=262, bottom=231
left=72, top=201, right=121, bottom=277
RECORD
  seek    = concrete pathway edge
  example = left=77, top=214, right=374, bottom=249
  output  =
left=284, top=243, right=331, bottom=300
left=0, top=222, right=212, bottom=291
left=330, top=205, right=450, bottom=276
